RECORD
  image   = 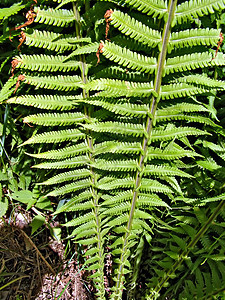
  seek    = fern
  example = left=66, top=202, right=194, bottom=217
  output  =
left=7, top=0, right=225, bottom=299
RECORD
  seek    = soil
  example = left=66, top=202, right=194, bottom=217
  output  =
left=0, top=208, right=94, bottom=300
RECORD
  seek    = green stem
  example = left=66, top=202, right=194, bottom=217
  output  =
left=72, top=2, right=105, bottom=297
left=112, top=0, right=177, bottom=298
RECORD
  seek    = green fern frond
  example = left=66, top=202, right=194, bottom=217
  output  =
left=176, top=192, right=225, bottom=205
left=33, top=156, right=88, bottom=169
left=0, top=2, right=25, bottom=21
left=93, top=159, right=138, bottom=171
left=87, top=78, right=153, bottom=97
left=107, top=214, right=129, bottom=227
left=140, top=178, right=173, bottom=193
left=161, top=83, right=206, bottom=99
left=54, top=191, right=93, bottom=215
left=14, top=54, right=79, bottom=72
left=175, top=0, right=225, bottom=24
left=165, top=52, right=225, bottom=75
left=102, top=190, right=133, bottom=206
left=109, top=10, right=161, bottom=47
left=0, top=77, right=18, bottom=103
left=64, top=201, right=93, bottom=212
left=25, top=30, right=79, bottom=52
left=7, top=95, right=75, bottom=110
left=34, top=6, right=75, bottom=27
left=174, top=74, right=225, bottom=89
left=102, top=202, right=131, bottom=215
left=157, top=103, right=209, bottom=115
left=40, top=169, right=91, bottom=185
left=101, top=41, right=156, bottom=73
left=124, top=0, right=167, bottom=18
left=83, top=98, right=149, bottom=117
left=66, top=42, right=99, bottom=58
left=23, top=112, right=86, bottom=126
left=20, top=129, right=85, bottom=146
left=46, top=179, right=91, bottom=197
left=168, top=28, right=220, bottom=52
left=138, top=193, right=169, bottom=207
left=97, top=177, right=134, bottom=190
left=83, top=121, right=145, bottom=137
left=144, top=164, right=192, bottom=178
left=64, top=212, right=95, bottom=227
left=26, top=143, right=89, bottom=159
left=93, top=141, right=142, bottom=156
left=156, top=114, right=218, bottom=126
left=147, top=147, right=200, bottom=160
left=152, top=127, right=208, bottom=142
left=24, top=74, right=82, bottom=91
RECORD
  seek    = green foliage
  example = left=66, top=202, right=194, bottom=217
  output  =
left=3, top=0, right=225, bottom=299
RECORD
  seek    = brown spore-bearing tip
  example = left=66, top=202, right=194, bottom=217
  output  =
left=14, top=74, right=25, bottom=94
left=96, top=41, right=104, bottom=64
left=11, top=58, right=19, bottom=77
left=104, top=9, right=113, bottom=40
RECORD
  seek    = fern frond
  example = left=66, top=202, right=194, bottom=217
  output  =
left=102, top=202, right=131, bottom=215
left=83, top=98, right=149, bottom=117
left=138, top=193, right=169, bottom=207
left=24, top=74, right=82, bottom=91
left=140, top=178, right=173, bottom=193
left=101, top=41, right=156, bottom=74
left=23, top=112, right=86, bottom=126
left=157, top=103, right=209, bottom=115
left=109, top=10, right=161, bottom=48
left=152, top=127, right=208, bottom=142
left=66, top=42, right=99, bottom=58
left=54, top=191, right=93, bottom=214
left=34, top=6, right=75, bottom=27
left=124, top=0, right=167, bottom=18
left=161, top=83, right=206, bottom=99
left=25, top=30, right=79, bottom=52
left=83, top=121, right=145, bottom=137
left=93, top=159, right=138, bottom=172
left=21, top=129, right=85, bottom=146
left=0, top=77, right=18, bottom=103
left=102, top=190, right=133, bottom=206
left=0, top=2, right=25, bottom=21
left=165, top=52, right=225, bottom=75
left=156, top=114, right=218, bottom=126
left=64, top=212, right=95, bottom=227
left=147, top=147, right=200, bottom=160
left=7, top=95, right=75, bottom=110
left=26, top=143, right=89, bottom=159
left=46, top=179, right=91, bottom=197
left=144, top=164, right=192, bottom=178
left=87, top=78, right=153, bottom=97
left=168, top=28, right=220, bottom=52
left=33, top=156, right=88, bottom=169
left=97, top=177, right=134, bottom=190
left=176, top=0, right=225, bottom=24
left=174, top=74, right=225, bottom=89
left=14, top=54, right=79, bottom=72
left=93, top=141, right=142, bottom=156
left=40, top=169, right=91, bottom=185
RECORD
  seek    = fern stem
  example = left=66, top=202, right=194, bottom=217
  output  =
left=72, top=2, right=105, bottom=297
left=152, top=200, right=225, bottom=298
left=112, top=1, right=177, bottom=298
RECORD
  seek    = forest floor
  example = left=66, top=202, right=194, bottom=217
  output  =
left=0, top=207, right=94, bottom=300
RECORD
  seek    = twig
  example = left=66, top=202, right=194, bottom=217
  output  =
left=20, top=229, right=56, bottom=275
